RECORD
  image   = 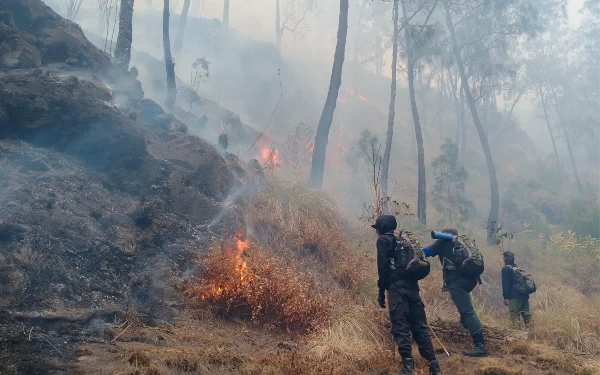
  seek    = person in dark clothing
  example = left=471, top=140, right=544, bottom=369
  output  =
left=422, top=228, right=488, bottom=357
left=373, top=215, right=442, bottom=375
left=501, top=251, right=531, bottom=328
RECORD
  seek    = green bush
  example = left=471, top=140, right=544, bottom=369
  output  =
left=568, top=197, right=600, bottom=239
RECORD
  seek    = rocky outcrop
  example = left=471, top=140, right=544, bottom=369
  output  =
left=0, top=0, right=110, bottom=71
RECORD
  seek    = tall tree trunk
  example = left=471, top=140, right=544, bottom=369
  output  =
left=550, top=86, right=582, bottom=193
left=539, top=86, right=561, bottom=174
left=380, top=0, right=399, bottom=208
left=309, top=0, right=349, bottom=188
left=164, top=0, right=177, bottom=111
left=375, top=33, right=382, bottom=76
left=275, top=0, right=281, bottom=52
left=402, top=0, right=426, bottom=224
left=223, top=0, right=229, bottom=28
left=446, top=7, right=499, bottom=244
left=173, top=0, right=191, bottom=58
left=459, top=83, right=466, bottom=160
left=562, top=124, right=583, bottom=193
left=438, top=67, right=445, bottom=140
left=448, top=68, right=461, bottom=145
left=114, top=0, right=135, bottom=72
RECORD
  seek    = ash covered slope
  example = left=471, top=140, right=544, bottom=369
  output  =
left=0, top=1, right=252, bottom=373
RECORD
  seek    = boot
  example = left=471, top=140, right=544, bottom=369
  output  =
left=429, top=359, right=442, bottom=375
left=463, top=332, right=488, bottom=357
left=397, top=357, right=415, bottom=375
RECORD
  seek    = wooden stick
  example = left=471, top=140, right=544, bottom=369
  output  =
left=427, top=324, right=450, bottom=357
left=41, top=337, right=64, bottom=358
left=111, top=321, right=133, bottom=343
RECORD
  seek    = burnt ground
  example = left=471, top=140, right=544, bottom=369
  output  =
left=0, top=1, right=260, bottom=372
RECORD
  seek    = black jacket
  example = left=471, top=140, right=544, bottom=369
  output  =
left=375, top=216, right=418, bottom=291
left=502, top=263, right=529, bottom=300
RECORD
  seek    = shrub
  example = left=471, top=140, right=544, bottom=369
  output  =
left=185, top=238, right=333, bottom=333
left=245, top=180, right=370, bottom=293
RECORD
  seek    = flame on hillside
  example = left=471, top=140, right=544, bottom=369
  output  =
left=260, top=147, right=280, bottom=165
left=202, top=230, right=252, bottom=299
left=336, top=87, right=371, bottom=105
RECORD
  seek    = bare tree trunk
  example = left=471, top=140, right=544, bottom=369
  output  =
left=174, top=0, right=191, bottom=58
left=309, top=0, right=349, bottom=188
left=438, top=67, right=445, bottom=139
left=380, top=0, right=399, bottom=208
left=550, top=87, right=582, bottom=193
left=446, top=6, right=499, bottom=244
left=114, top=0, right=135, bottom=72
left=539, top=86, right=561, bottom=174
left=223, top=0, right=230, bottom=28
left=562, top=124, right=583, bottom=193
left=402, top=0, right=426, bottom=224
left=460, top=81, right=466, bottom=161
left=275, top=0, right=281, bottom=52
left=375, top=33, right=382, bottom=76
left=164, top=0, right=177, bottom=111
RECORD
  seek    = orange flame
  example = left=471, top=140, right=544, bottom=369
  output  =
left=202, top=231, right=252, bottom=300
left=235, top=237, right=250, bottom=281
left=358, top=94, right=370, bottom=103
left=260, top=147, right=280, bottom=165
left=338, top=87, right=371, bottom=104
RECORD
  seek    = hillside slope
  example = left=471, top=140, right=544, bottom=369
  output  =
left=0, top=1, right=255, bottom=373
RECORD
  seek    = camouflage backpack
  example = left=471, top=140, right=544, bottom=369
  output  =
left=451, top=235, right=485, bottom=279
left=511, top=266, right=537, bottom=295
left=389, top=230, right=431, bottom=280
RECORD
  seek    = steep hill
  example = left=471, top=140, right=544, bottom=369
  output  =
left=0, top=1, right=257, bottom=372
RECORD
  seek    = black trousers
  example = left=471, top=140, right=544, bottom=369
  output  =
left=388, top=281, right=436, bottom=361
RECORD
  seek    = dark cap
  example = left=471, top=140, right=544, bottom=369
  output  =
left=371, top=215, right=397, bottom=233
left=503, top=251, right=515, bottom=261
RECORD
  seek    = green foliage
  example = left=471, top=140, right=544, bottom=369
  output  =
left=568, top=197, right=600, bottom=239
left=430, top=139, right=474, bottom=225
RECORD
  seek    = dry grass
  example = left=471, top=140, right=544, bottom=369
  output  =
left=304, top=304, right=394, bottom=372
left=476, top=358, right=525, bottom=375
left=245, top=180, right=371, bottom=293
left=185, top=240, right=333, bottom=333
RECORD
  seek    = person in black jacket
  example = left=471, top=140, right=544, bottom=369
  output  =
left=422, top=228, right=488, bottom=357
left=501, top=251, right=531, bottom=327
left=373, top=215, right=441, bottom=375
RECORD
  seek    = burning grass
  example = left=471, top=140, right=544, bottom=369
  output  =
left=185, top=234, right=333, bottom=333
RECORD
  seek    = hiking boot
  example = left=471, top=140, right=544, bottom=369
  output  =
left=397, top=357, right=415, bottom=375
left=463, top=332, right=488, bottom=357
left=429, top=359, right=442, bottom=375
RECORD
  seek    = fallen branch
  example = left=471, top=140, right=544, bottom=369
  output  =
left=41, top=336, right=64, bottom=358
left=429, top=319, right=528, bottom=343
left=111, top=321, right=133, bottom=343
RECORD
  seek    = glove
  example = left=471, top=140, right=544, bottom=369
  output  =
left=378, top=289, right=386, bottom=309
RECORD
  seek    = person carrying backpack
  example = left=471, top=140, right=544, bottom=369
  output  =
left=372, top=215, right=442, bottom=375
left=502, top=251, right=534, bottom=328
left=422, top=228, right=488, bottom=357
